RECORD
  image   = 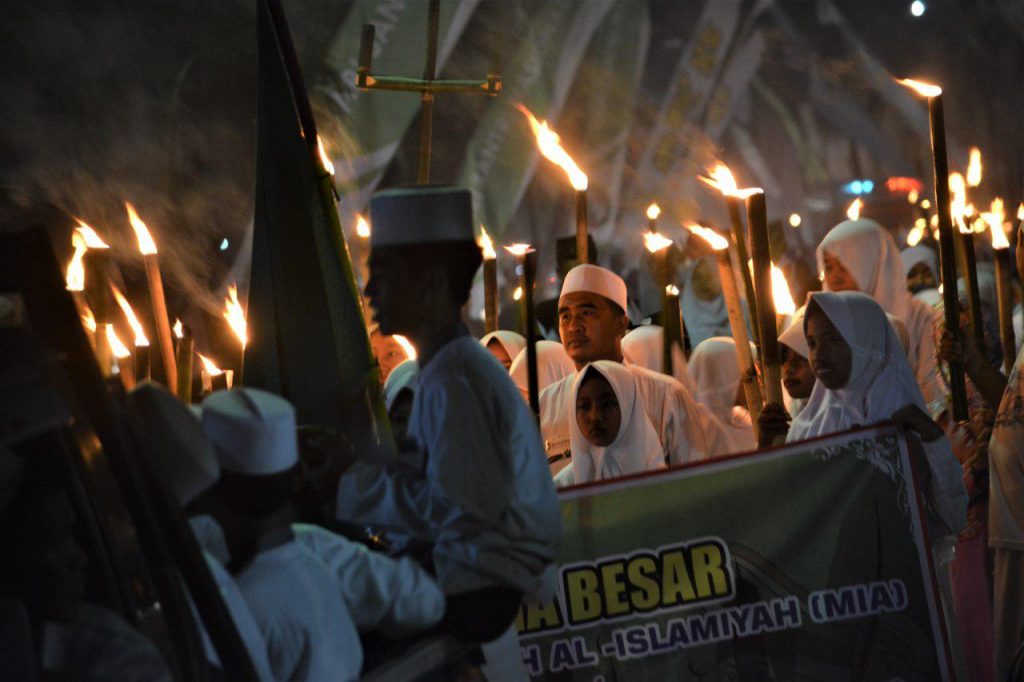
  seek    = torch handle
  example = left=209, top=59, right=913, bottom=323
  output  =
left=176, top=334, right=194, bottom=403
left=716, top=251, right=762, bottom=438
left=659, top=250, right=673, bottom=376
left=726, top=196, right=761, bottom=351
left=746, top=193, right=786, bottom=409
left=575, top=190, right=589, bottom=265
left=522, top=252, right=540, bottom=420
left=144, top=256, right=178, bottom=388
left=483, top=259, right=498, bottom=334
left=958, top=229, right=985, bottom=351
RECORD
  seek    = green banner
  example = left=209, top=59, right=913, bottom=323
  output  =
left=516, top=424, right=951, bottom=680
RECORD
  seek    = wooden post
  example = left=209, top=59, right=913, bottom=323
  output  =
left=746, top=192, right=785, bottom=409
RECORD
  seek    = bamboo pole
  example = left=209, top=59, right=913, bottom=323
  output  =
left=575, top=190, right=589, bottom=265
left=143, top=255, right=178, bottom=387
left=746, top=192, right=785, bottom=409
left=483, top=258, right=498, bottom=334
left=994, top=248, right=1017, bottom=374
left=727, top=196, right=761, bottom=350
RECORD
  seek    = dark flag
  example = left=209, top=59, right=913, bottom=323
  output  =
left=247, top=0, right=392, bottom=454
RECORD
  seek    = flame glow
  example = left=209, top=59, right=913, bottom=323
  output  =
left=111, top=286, right=149, bottom=346
left=478, top=225, right=496, bottom=260
left=504, top=243, right=534, bottom=257
left=686, top=224, right=729, bottom=251
left=666, top=284, right=680, bottom=296
left=966, top=148, right=982, bottom=187
left=173, top=318, right=183, bottom=339
left=66, top=232, right=87, bottom=291
left=1018, top=203, right=1024, bottom=221
left=949, top=172, right=967, bottom=228
left=697, top=162, right=763, bottom=199
left=513, top=286, right=523, bottom=301
left=907, top=219, right=927, bottom=246
left=356, top=214, right=371, bottom=239
left=646, top=203, right=661, bottom=220
left=984, top=198, right=1010, bottom=250
left=124, top=203, right=158, bottom=255
left=516, top=104, right=587, bottom=190
left=105, top=324, right=132, bottom=359
left=908, top=189, right=919, bottom=205
left=771, top=263, right=796, bottom=315
left=197, top=352, right=223, bottom=376
left=788, top=213, right=801, bottom=228
left=393, top=334, right=418, bottom=360
left=897, top=78, right=942, bottom=98
left=81, top=306, right=97, bottom=333
left=643, top=231, right=673, bottom=254
left=222, top=285, right=247, bottom=348
left=75, top=222, right=109, bottom=249
left=317, top=135, right=335, bottom=176
left=921, top=199, right=932, bottom=210
left=846, top=198, right=863, bottom=221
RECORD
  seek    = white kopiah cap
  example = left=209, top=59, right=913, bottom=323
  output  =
left=201, top=388, right=298, bottom=476
left=560, top=264, right=628, bottom=313
left=369, top=186, right=475, bottom=247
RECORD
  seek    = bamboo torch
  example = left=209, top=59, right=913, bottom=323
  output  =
left=111, top=286, right=151, bottom=382
left=687, top=224, right=762, bottom=434
left=198, top=353, right=232, bottom=394
left=665, top=284, right=684, bottom=367
left=126, top=203, right=177, bottom=387
left=771, top=263, right=797, bottom=331
left=506, top=244, right=539, bottom=418
left=898, top=78, right=969, bottom=421
left=173, top=320, right=194, bottom=403
left=746, top=191, right=786, bottom=409
left=106, top=324, right=135, bottom=390
left=517, top=104, right=590, bottom=264
left=643, top=231, right=675, bottom=376
left=222, top=284, right=248, bottom=385
left=78, top=223, right=114, bottom=375
left=949, top=173, right=985, bottom=350
left=984, top=200, right=1017, bottom=373
left=479, top=226, right=499, bottom=334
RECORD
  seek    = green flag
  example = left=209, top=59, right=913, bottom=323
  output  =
left=247, top=0, right=390, bottom=454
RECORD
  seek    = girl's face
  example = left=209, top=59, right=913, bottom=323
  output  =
left=781, top=345, right=816, bottom=399
left=576, top=372, right=621, bottom=447
left=804, top=307, right=853, bottom=390
left=486, top=339, right=513, bottom=371
left=823, top=252, right=858, bottom=292
left=906, top=262, right=936, bottom=293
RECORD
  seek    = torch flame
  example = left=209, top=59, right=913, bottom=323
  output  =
left=771, top=263, right=796, bottom=315
left=105, top=324, right=132, bottom=359
left=516, top=104, right=588, bottom=190
left=949, top=172, right=967, bottom=229
left=686, top=224, right=729, bottom=251
left=317, top=135, right=335, bottom=176
left=222, top=285, right=247, bottom=348
left=984, top=198, right=1010, bottom=250
left=643, top=231, right=673, bottom=254
left=666, top=284, right=680, bottom=296
left=846, top=198, right=863, bottom=221
left=908, top=189, right=919, bottom=205
left=81, top=305, right=97, bottom=333
left=697, top=162, right=763, bottom=199
left=907, top=219, right=927, bottom=246
left=125, top=203, right=158, bottom=255
left=504, top=243, right=534, bottom=257
left=173, top=318, right=183, bottom=339
left=966, top=148, right=982, bottom=187
left=75, top=222, right=109, bottom=249
left=897, top=78, right=942, bottom=98
left=110, top=286, right=149, bottom=346
left=513, top=286, right=523, bottom=301
left=197, top=352, right=223, bottom=376
left=1018, top=203, right=1024, bottom=222
left=478, top=225, right=496, bottom=260
left=355, top=214, right=370, bottom=239
left=393, top=334, right=418, bottom=360
left=66, top=232, right=87, bottom=291
left=646, top=203, right=661, bottom=220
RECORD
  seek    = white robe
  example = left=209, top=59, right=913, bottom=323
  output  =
left=540, top=361, right=728, bottom=465
left=553, top=361, right=666, bottom=487
left=621, top=325, right=698, bottom=397
left=336, top=332, right=562, bottom=599
left=689, top=337, right=757, bottom=456
left=235, top=538, right=362, bottom=682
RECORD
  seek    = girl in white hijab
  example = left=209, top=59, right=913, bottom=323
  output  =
left=479, top=331, right=526, bottom=371
left=621, top=325, right=698, bottom=396
left=901, top=245, right=943, bottom=306
left=508, top=341, right=576, bottom=404
left=688, top=337, right=756, bottom=455
left=554, top=361, right=665, bottom=487
left=818, top=219, right=942, bottom=410
left=680, top=257, right=731, bottom=347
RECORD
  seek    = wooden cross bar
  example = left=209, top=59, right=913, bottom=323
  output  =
left=356, top=0, right=501, bottom=184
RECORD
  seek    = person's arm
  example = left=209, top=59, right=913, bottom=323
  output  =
left=936, top=324, right=1007, bottom=409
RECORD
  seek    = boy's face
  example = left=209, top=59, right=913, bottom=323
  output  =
left=805, top=307, right=853, bottom=390
left=781, top=345, right=816, bottom=400
left=575, top=371, right=621, bottom=447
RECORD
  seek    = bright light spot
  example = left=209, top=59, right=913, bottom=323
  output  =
left=219, top=238, right=229, bottom=251
left=788, top=213, right=802, bottom=228
left=910, top=1, right=925, bottom=17
left=921, top=199, right=932, bottom=210
left=513, top=286, right=523, bottom=301
left=862, top=180, right=874, bottom=193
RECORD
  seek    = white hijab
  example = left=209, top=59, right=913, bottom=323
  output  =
left=621, top=325, right=697, bottom=396
left=901, top=245, right=939, bottom=279
left=688, top=337, right=756, bottom=455
left=680, top=257, right=730, bottom=347
left=509, top=341, right=576, bottom=401
left=383, top=359, right=419, bottom=412
left=479, top=331, right=527, bottom=366
left=787, top=291, right=966, bottom=534
left=569, top=361, right=665, bottom=484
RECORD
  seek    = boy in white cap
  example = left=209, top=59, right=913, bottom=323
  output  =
left=336, top=185, right=561, bottom=677
left=541, top=263, right=728, bottom=465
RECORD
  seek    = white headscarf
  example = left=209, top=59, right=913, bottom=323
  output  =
left=570, top=361, right=665, bottom=484
left=621, top=325, right=697, bottom=396
left=787, top=291, right=966, bottom=533
left=680, top=257, right=730, bottom=347
left=688, top=337, right=756, bottom=455
left=479, top=331, right=527, bottom=367
left=509, top=341, right=575, bottom=401
left=901, top=245, right=939, bottom=279
left=383, top=359, right=419, bottom=412
left=778, top=306, right=809, bottom=359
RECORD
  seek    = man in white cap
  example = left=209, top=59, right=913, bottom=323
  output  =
left=541, top=263, right=727, bottom=466
left=336, top=185, right=561, bottom=678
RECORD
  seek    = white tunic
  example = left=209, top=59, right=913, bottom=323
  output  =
left=540, top=362, right=728, bottom=465
left=235, top=539, right=362, bottom=682
left=336, top=332, right=562, bottom=598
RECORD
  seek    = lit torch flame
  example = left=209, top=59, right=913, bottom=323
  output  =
left=897, top=78, right=942, bottom=98
left=984, top=198, right=1010, bottom=250
left=81, top=305, right=97, bottom=333
left=355, top=214, right=370, bottom=239
left=846, top=198, right=863, bottom=221
left=686, top=224, right=729, bottom=251
left=393, top=334, right=418, bottom=360
left=646, top=203, right=661, bottom=220
left=966, top=148, right=982, bottom=187
left=173, top=318, right=183, bottom=339
left=504, top=243, right=534, bottom=257
left=110, top=286, right=149, bottom=346
left=478, top=225, right=496, bottom=260
left=317, top=135, right=335, bottom=176
left=1018, top=203, right=1024, bottom=222
left=697, top=162, right=763, bottom=199
left=125, top=203, right=158, bottom=255
left=907, top=218, right=927, bottom=246
left=949, top=172, right=968, bottom=230
left=513, top=286, right=523, bottom=301
left=771, top=263, right=796, bottom=315
left=666, top=284, right=680, bottom=296
left=75, top=221, right=109, bottom=249
left=643, top=231, right=673, bottom=254
left=908, top=189, right=919, bottom=205
left=66, top=232, right=87, bottom=291
left=197, top=352, right=223, bottom=376
left=105, top=324, right=132, bottom=359
left=516, top=104, right=588, bottom=190
left=222, top=285, right=247, bottom=349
